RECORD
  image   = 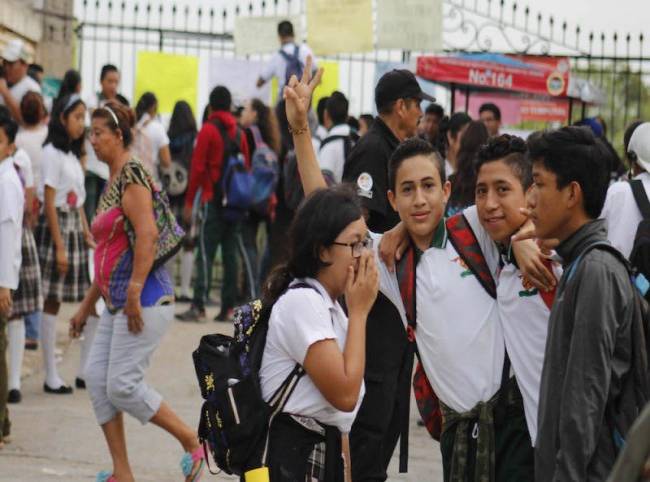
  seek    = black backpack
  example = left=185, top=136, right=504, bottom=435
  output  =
left=192, top=284, right=317, bottom=475
left=279, top=44, right=304, bottom=86
left=629, top=179, right=650, bottom=302
left=282, top=150, right=337, bottom=212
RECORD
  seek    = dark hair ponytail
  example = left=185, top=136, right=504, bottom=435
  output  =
left=261, top=185, right=363, bottom=306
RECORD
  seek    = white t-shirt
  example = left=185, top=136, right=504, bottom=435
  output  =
left=83, top=93, right=114, bottom=180
left=0, top=158, right=24, bottom=289
left=260, top=277, right=365, bottom=433
left=444, top=158, right=455, bottom=179
left=0, top=75, right=41, bottom=107
left=372, top=221, right=506, bottom=414
left=463, top=205, right=559, bottom=444
left=142, top=117, right=170, bottom=170
left=12, top=148, right=33, bottom=189
left=40, top=143, right=86, bottom=209
left=260, top=42, right=317, bottom=98
left=15, top=124, right=47, bottom=192
left=600, top=172, right=650, bottom=258
left=319, top=124, right=351, bottom=183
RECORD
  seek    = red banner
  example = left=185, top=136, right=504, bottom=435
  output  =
left=416, top=54, right=571, bottom=97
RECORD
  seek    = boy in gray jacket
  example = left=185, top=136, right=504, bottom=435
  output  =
left=525, top=126, right=649, bottom=481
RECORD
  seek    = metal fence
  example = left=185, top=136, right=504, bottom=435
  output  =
left=74, top=0, right=650, bottom=149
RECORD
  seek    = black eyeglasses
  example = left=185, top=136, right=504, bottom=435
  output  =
left=332, top=237, right=373, bottom=258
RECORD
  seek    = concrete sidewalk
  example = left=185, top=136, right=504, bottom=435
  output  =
left=0, top=302, right=443, bottom=481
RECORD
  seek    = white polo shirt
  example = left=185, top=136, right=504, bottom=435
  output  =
left=0, top=75, right=41, bottom=107
left=600, top=172, right=650, bottom=258
left=40, top=143, right=86, bottom=209
left=372, top=221, right=505, bottom=414
left=0, top=157, right=24, bottom=290
left=260, top=277, right=364, bottom=433
left=12, top=148, right=34, bottom=189
left=463, top=205, right=559, bottom=444
left=319, top=124, right=351, bottom=183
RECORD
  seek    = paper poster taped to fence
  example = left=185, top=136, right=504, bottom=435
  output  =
left=377, top=0, right=443, bottom=51
left=306, top=0, right=373, bottom=55
left=234, top=15, right=302, bottom=56
left=209, top=57, right=271, bottom=106
left=135, top=51, right=198, bottom=115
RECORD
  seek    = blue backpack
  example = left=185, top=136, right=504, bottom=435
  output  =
left=212, top=120, right=254, bottom=222
left=249, top=125, right=279, bottom=216
left=279, top=44, right=304, bottom=86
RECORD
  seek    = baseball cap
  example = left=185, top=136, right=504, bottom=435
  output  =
left=375, top=69, right=435, bottom=110
left=2, top=39, right=31, bottom=63
left=628, top=122, right=650, bottom=173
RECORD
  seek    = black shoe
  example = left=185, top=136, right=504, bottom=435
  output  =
left=25, top=340, right=38, bottom=350
left=175, top=306, right=206, bottom=322
left=214, top=308, right=234, bottom=322
left=75, top=377, right=86, bottom=389
left=7, top=389, right=21, bottom=404
left=176, top=294, right=192, bottom=303
left=43, top=383, right=73, bottom=394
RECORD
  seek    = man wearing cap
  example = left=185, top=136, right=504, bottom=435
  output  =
left=343, top=69, right=433, bottom=233
left=0, top=40, right=41, bottom=124
left=345, top=70, right=433, bottom=481
left=600, top=121, right=650, bottom=257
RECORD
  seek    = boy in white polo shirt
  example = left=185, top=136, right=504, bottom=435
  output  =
left=464, top=135, right=560, bottom=449
left=0, top=113, right=25, bottom=448
left=282, top=62, right=533, bottom=478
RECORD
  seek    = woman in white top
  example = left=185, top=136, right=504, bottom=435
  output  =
left=134, top=92, right=171, bottom=183
left=34, top=94, right=92, bottom=394
left=259, top=186, right=378, bottom=478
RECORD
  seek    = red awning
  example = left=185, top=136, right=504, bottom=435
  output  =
left=416, top=54, right=572, bottom=98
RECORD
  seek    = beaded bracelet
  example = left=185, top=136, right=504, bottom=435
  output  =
left=288, top=124, right=309, bottom=135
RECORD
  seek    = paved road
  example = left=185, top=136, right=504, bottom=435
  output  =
left=0, top=302, right=443, bottom=481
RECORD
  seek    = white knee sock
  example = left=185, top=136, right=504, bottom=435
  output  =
left=8, top=319, right=25, bottom=391
left=78, top=315, right=99, bottom=379
left=180, top=250, right=194, bottom=297
left=41, top=313, right=65, bottom=388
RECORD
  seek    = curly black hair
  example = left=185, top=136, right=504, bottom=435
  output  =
left=476, top=134, right=531, bottom=190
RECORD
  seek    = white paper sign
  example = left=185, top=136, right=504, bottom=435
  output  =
left=208, top=57, right=271, bottom=106
left=376, top=0, right=443, bottom=52
left=234, top=15, right=302, bottom=56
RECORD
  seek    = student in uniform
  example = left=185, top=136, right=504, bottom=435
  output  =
left=7, top=141, right=43, bottom=404
left=285, top=59, right=539, bottom=481
left=35, top=94, right=92, bottom=394
left=260, top=185, right=379, bottom=481
left=0, top=113, right=24, bottom=448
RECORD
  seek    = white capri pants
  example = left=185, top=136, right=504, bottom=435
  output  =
left=85, top=304, right=174, bottom=425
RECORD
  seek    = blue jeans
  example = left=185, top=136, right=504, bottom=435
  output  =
left=24, top=311, right=41, bottom=341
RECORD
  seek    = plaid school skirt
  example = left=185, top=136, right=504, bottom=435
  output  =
left=11, top=228, right=43, bottom=317
left=35, top=209, right=90, bottom=303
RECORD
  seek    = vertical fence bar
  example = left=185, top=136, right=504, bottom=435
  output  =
left=639, top=33, right=644, bottom=119
left=610, top=33, right=618, bottom=142
left=623, top=34, right=630, bottom=130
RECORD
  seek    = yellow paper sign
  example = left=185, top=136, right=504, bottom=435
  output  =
left=306, top=0, right=373, bottom=55
left=235, top=15, right=302, bottom=56
left=312, top=60, right=340, bottom=113
left=135, top=51, right=198, bottom=115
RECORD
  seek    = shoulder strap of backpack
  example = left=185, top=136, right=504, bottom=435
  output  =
left=249, top=124, right=266, bottom=149
left=565, top=241, right=631, bottom=283
left=319, top=134, right=349, bottom=150
left=446, top=213, right=497, bottom=299
left=631, top=179, right=650, bottom=220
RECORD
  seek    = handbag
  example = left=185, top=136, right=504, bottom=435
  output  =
left=119, top=159, right=185, bottom=269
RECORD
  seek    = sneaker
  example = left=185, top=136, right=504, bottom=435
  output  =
left=43, top=383, right=73, bottom=394
left=7, top=389, right=21, bottom=404
left=25, top=339, right=38, bottom=350
left=175, top=306, right=206, bottom=322
left=75, top=377, right=86, bottom=389
left=214, top=308, right=234, bottom=322
left=176, top=294, right=192, bottom=303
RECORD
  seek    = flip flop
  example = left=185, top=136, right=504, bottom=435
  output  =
left=96, top=470, right=117, bottom=482
left=180, top=446, right=205, bottom=482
